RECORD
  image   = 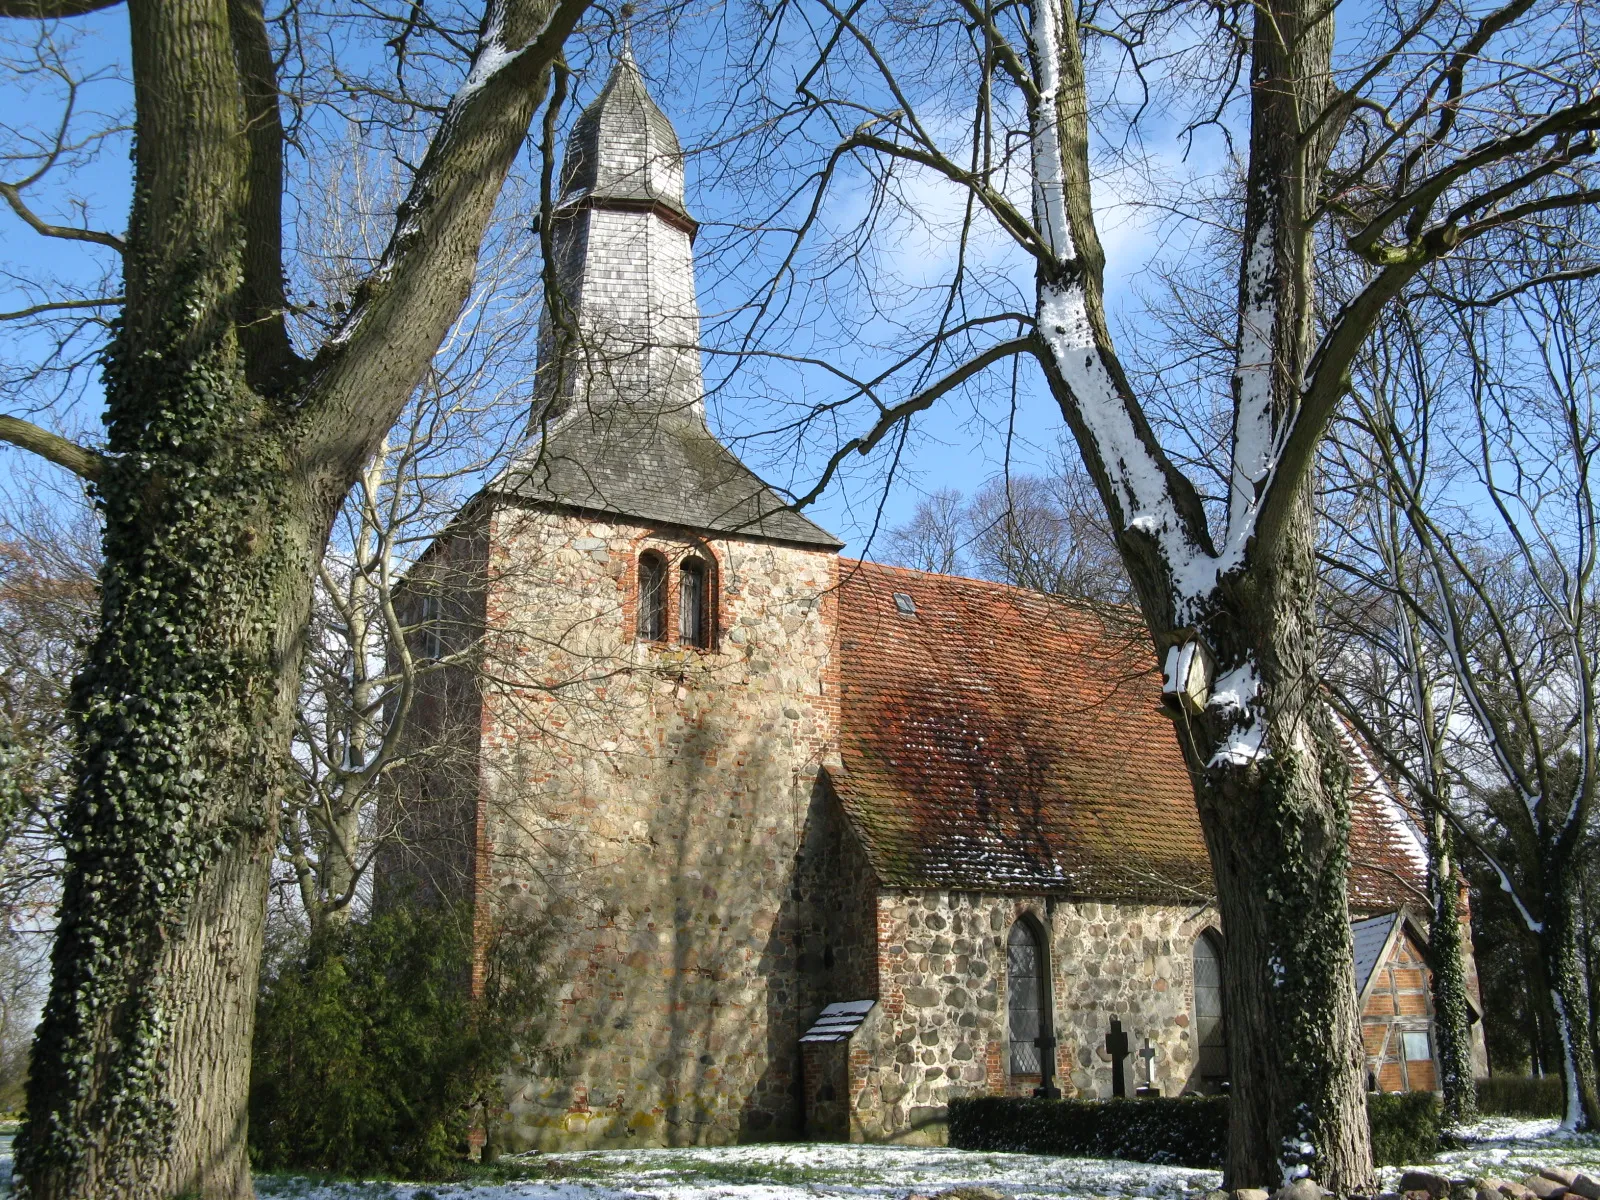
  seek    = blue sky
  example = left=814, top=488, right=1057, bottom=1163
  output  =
left=0, top=2, right=1231, bottom=557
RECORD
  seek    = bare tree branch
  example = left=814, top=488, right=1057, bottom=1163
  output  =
left=0, top=416, right=102, bottom=481
left=0, top=181, right=124, bottom=253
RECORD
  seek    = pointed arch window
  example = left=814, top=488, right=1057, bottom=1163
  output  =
left=1194, top=930, right=1228, bottom=1088
left=678, top=557, right=710, bottom=647
left=1008, top=920, right=1046, bottom=1075
left=637, top=551, right=667, bottom=641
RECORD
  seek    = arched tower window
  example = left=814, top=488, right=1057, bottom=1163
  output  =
left=1194, top=930, right=1228, bottom=1089
left=637, top=551, right=667, bottom=641
left=1007, top=920, right=1046, bottom=1075
left=678, top=557, right=710, bottom=647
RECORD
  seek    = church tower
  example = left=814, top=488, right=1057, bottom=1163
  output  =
left=391, top=48, right=848, bottom=1150
left=509, top=48, right=832, bottom=545
left=532, top=44, right=704, bottom=421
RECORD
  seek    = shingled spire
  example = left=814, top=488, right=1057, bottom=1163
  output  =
left=533, top=43, right=703, bottom=421
left=505, top=49, right=842, bottom=550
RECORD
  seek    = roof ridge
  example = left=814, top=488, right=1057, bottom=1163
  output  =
left=840, top=556, right=1140, bottom=619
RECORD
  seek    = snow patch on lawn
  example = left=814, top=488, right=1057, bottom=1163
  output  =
left=248, top=1144, right=1220, bottom=1200
left=1453, top=1117, right=1565, bottom=1143
left=1374, top=1119, right=1600, bottom=1185
left=4, top=1130, right=1598, bottom=1200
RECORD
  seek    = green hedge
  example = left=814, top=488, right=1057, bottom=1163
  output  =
left=1367, top=1092, right=1443, bottom=1167
left=1475, top=1075, right=1564, bottom=1117
left=948, top=1096, right=1228, bottom=1167
left=948, top=1093, right=1444, bottom=1168
left=249, top=902, right=549, bottom=1179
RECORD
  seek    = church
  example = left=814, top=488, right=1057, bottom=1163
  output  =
left=384, top=46, right=1479, bottom=1151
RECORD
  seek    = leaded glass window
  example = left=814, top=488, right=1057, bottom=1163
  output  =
left=1008, top=921, right=1043, bottom=1074
left=1194, top=931, right=1228, bottom=1086
left=638, top=552, right=666, bottom=641
left=679, top=557, right=708, bottom=647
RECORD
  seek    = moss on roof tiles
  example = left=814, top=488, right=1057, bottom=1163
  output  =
left=830, top=559, right=1428, bottom=907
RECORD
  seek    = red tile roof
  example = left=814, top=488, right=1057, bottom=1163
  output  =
left=829, top=559, right=1427, bottom=908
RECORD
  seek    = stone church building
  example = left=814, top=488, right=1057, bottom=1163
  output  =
left=387, top=48, right=1477, bottom=1151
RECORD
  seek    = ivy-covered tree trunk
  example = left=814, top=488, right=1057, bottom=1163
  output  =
left=17, top=6, right=304, bottom=1190
left=1428, top=822, right=1479, bottom=1127
left=1541, top=871, right=1600, bottom=1130
left=19, top=455, right=313, bottom=1197
left=1027, top=0, right=1380, bottom=1179
left=3, top=0, right=588, bottom=1195
left=1181, top=514, right=1373, bottom=1191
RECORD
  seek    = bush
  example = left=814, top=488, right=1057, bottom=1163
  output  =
left=948, top=1095, right=1229, bottom=1167
left=248, top=902, right=548, bottom=1179
left=1367, top=1092, right=1442, bottom=1166
left=1475, top=1075, right=1564, bottom=1117
left=949, top=1092, right=1444, bottom=1168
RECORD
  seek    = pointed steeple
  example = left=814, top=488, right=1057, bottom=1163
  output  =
left=507, top=48, right=842, bottom=551
left=557, top=43, right=695, bottom=230
left=533, top=46, right=703, bottom=422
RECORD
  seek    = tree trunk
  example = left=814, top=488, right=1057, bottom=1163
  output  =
left=1542, top=878, right=1600, bottom=1130
left=1428, top=827, right=1478, bottom=1126
left=8, top=0, right=582, bottom=1191
left=1183, top=534, right=1375, bottom=1193
left=14, top=4, right=314, bottom=1192
left=1587, top=873, right=1600, bottom=1078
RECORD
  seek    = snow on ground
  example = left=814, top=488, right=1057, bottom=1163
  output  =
left=0, top=1122, right=1595, bottom=1199
left=1384, top=1121, right=1600, bottom=1187
left=252, top=1143, right=1220, bottom=1200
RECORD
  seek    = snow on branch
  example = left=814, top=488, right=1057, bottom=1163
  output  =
left=1226, top=220, right=1286, bottom=567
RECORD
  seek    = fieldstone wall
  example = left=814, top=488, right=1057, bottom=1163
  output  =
left=794, top=788, right=880, bottom=1004
left=838, top=891, right=1222, bottom=1143
left=475, top=501, right=840, bottom=1149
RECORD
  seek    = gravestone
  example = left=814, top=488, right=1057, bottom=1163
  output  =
left=1136, top=1037, right=1159, bottom=1097
left=1105, top=1017, right=1130, bottom=1097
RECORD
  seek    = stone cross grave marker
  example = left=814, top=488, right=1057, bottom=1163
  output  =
left=1105, top=1017, right=1130, bottom=1097
left=1138, top=1038, right=1158, bottom=1092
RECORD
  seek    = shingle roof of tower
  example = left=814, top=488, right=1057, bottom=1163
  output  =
left=496, top=405, right=844, bottom=548
left=827, top=560, right=1429, bottom=906
left=557, top=48, right=692, bottom=224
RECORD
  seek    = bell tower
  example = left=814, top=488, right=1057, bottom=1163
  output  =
left=391, top=43, right=848, bottom=1152
left=534, top=44, right=704, bottom=423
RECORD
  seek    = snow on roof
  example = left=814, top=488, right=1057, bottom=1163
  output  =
left=1338, top=721, right=1431, bottom=913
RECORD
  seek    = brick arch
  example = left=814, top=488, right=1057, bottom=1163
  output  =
left=627, top=528, right=721, bottom=651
